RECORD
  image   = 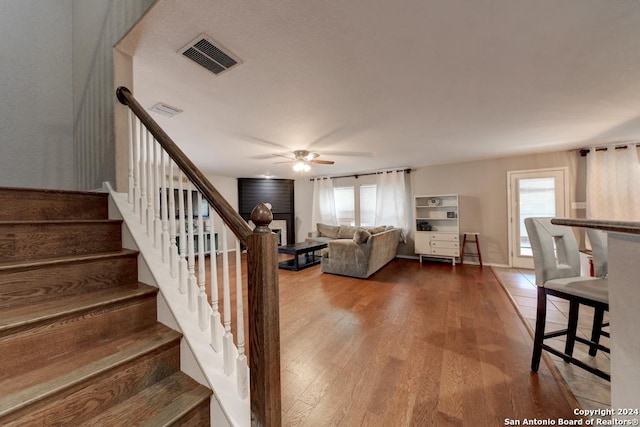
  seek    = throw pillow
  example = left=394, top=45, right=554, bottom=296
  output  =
left=338, top=225, right=357, bottom=239
left=318, top=223, right=339, bottom=238
left=370, top=225, right=386, bottom=234
left=353, top=228, right=371, bottom=244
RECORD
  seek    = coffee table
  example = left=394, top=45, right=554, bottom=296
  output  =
left=277, top=241, right=328, bottom=271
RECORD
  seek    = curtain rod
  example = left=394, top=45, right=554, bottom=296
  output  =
left=309, top=168, right=412, bottom=181
left=579, top=143, right=640, bottom=156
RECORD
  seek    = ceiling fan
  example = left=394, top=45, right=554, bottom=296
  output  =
left=274, top=150, right=335, bottom=172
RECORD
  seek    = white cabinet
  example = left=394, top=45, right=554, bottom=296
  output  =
left=414, top=194, right=460, bottom=265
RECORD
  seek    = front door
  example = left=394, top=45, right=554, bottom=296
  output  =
left=508, top=168, right=568, bottom=269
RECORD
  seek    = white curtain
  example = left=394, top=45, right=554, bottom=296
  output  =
left=587, top=146, right=640, bottom=220
left=311, top=177, right=337, bottom=226
left=375, top=170, right=409, bottom=241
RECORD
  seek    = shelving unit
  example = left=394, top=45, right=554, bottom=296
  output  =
left=414, top=194, right=460, bottom=265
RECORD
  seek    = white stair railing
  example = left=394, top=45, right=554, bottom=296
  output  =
left=125, top=108, right=250, bottom=398
left=117, top=87, right=282, bottom=426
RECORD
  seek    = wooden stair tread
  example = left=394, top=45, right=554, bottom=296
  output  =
left=0, top=186, right=108, bottom=197
left=0, top=282, right=157, bottom=334
left=86, top=372, right=212, bottom=427
left=0, top=249, right=138, bottom=272
left=0, top=219, right=122, bottom=225
left=0, top=323, right=181, bottom=417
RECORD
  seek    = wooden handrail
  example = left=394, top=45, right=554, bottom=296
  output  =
left=116, top=86, right=252, bottom=244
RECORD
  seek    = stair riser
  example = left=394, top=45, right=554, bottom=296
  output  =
left=0, top=188, right=108, bottom=221
left=0, top=255, right=138, bottom=308
left=0, top=222, right=122, bottom=262
left=0, top=342, right=181, bottom=427
left=173, top=400, right=212, bottom=426
left=0, top=296, right=158, bottom=380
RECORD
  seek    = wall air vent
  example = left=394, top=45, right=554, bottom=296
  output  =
left=148, top=102, right=182, bottom=117
left=179, top=34, right=241, bottom=76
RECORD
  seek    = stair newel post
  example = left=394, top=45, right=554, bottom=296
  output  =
left=247, top=203, right=281, bottom=427
left=196, top=192, right=208, bottom=330
left=132, top=117, right=140, bottom=216
left=187, top=182, right=197, bottom=312
left=221, top=225, right=235, bottom=375
left=168, top=160, right=178, bottom=279
left=178, top=171, right=188, bottom=294
left=160, top=149, right=169, bottom=262
left=127, top=110, right=134, bottom=204
left=145, top=129, right=154, bottom=238
left=210, top=215, right=222, bottom=352
left=235, top=235, right=248, bottom=399
left=138, top=121, right=147, bottom=227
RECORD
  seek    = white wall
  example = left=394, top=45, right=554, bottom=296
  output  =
left=295, top=150, right=584, bottom=265
left=0, top=0, right=75, bottom=189
left=0, top=0, right=153, bottom=191
left=411, top=150, right=582, bottom=266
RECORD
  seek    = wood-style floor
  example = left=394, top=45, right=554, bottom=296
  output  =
left=273, top=257, right=580, bottom=426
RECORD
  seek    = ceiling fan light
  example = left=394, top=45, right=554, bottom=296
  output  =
left=292, top=161, right=311, bottom=172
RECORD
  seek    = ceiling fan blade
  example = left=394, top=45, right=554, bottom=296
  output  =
left=273, top=160, right=294, bottom=164
left=317, top=151, right=375, bottom=157
left=311, top=159, right=335, bottom=165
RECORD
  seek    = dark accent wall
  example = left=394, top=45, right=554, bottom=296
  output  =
left=238, top=178, right=295, bottom=244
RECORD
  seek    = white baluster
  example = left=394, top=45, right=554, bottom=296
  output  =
left=127, top=110, right=134, bottom=204
left=153, top=138, right=161, bottom=247
left=160, top=150, right=169, bottom=262
left=178, top=172, right=188, bottom=294
left=187, top=183, right=197, bottom=311
left=146, top=129, right=154, bottom=237
left=139, top=121, right=147, bottom=226
left=133, top=117, right=140, bottom=215
left=197, top=192, right=209, bottom=330
left=210, top=218, right=222, bottom=352
left=222, top=226, right=235, bottom=375
left=168, top=161, right=178, bottom=279
left=235, top=237, right=248, bottom=398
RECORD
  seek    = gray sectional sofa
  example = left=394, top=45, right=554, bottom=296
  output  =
left=307, top=223, right=401, bottom=279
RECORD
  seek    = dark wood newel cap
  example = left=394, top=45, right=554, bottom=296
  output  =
left=251, top=203, right=273, bottom=233
left=116, top=86, right=132, bottom=105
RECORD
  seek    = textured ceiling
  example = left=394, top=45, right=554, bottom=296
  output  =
left=117, top=0, right=640, bottom=179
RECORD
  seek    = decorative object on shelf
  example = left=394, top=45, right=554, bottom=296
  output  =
left=417, top=221, right=432, bottom=231
left=447, top=211, right=456, bottom=218
left=427, top=198, right=440, bottom=206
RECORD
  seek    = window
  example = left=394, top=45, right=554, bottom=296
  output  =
left=333, top=185, right=377, bottom=227
left=359, top=185, right=377, bottom=227
left=334, top=186, right=355, bottom=226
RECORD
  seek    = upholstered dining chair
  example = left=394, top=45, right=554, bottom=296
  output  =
left=587, top=228, right=608, bottom=278
left=585, top=228, right=609, bottom=356
left=524, top=217, right=610, bottom=381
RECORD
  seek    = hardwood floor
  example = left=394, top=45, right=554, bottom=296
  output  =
left=205, top=255, right=583, bottom=426
left=281, top=259, right=582, bottom=426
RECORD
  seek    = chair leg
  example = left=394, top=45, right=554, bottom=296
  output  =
left=589, top=307, right=605, bottom=357
left=532, top=287, right=547, bottom=372
left=564, top=300, right=579, bottom=359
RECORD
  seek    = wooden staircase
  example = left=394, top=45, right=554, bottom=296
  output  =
left=0, top=187, right=212, bottom=426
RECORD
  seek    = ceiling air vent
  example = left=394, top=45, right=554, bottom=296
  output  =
left=179, top=34, right=241, bottom=76
left=148, top=102, right=182, bottom=117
